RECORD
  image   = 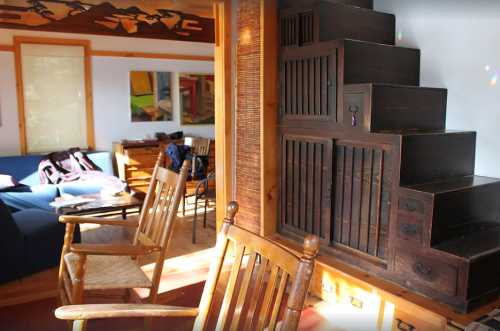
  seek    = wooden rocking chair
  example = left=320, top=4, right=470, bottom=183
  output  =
left=57, top=153, right=190, bottom=306
left=55, top=201, right=320, bottom=331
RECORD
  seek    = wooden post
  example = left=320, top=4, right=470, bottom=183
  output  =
left=260, top=0, right=279, bottom=237
left=214, top=0, right=234, bottom=233
left=281, top=235, right=320, bottom=330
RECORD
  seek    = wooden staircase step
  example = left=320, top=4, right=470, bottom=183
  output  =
left=280, top=1, right=394, bottom=47
left=434, top=226, right=500, bottom=260
left=343, top=83, right=447, bottom=132
left=400, top=131, right=476, bottom=186
left=433, top=227, right=500, bottom=308
left=405, top=175, right=500, bottom=246
left=343, top=39, right=420, bottom=86
left=281, top=0, right=374, bottom=10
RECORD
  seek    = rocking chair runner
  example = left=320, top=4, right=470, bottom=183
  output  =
left=57, top=153, right=190, bottom=306
left=55, top=201, right=320, bottom=331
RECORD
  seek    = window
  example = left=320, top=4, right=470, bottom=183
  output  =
left=14, top=37, right=94, bottom=154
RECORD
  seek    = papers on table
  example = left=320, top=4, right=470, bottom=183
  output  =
left=50, top=197, right=96, bottom=208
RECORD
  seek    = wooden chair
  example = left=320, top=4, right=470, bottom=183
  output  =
left=55, top=201, right=320, bottom=331
left=57, top=153, right=190, bottom=306
left=192, top=171, right=215, bottom=244
left=182, top=137, right=211, bottom=215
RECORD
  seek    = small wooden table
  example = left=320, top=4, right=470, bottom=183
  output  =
left=55, top=193, right=142, bottom=218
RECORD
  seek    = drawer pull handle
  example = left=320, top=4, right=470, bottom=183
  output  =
left=349, top=296, right=363, bottom=309
left=396, top=318, right=415, bottom=331
left=348, top=105, right=359, bottom=127
left=413, top=262, right=433, bottom=280
left=401, top=200, right=418, bottom=212
left=400, top=223, right=418, bottom=237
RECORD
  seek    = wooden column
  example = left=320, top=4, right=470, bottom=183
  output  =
left=214, top=0, right=234, bottom=232
left=260, top=0, right=278, bottom=236
left=233, top=0, right=278, bottom=235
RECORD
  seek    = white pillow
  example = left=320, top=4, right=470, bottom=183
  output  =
left=0, top=175, right=19, bottom=190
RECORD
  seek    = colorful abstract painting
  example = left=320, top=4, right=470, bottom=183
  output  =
left=179, top=73, right=215, bottom=125
left=130, top=71, right=172, bottom=122
left=0, top=0, right=214, bottom=43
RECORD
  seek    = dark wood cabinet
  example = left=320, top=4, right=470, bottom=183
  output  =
left=280, top=2, right=394, bottom=47
left=278, top=0, right=500, bottom=313
left=279, top=135, right=333, bottom=244
left=343, top=83, right=447, bottom=132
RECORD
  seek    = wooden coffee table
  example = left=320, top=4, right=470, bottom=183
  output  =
left=56, top=193, right=142, bottom=219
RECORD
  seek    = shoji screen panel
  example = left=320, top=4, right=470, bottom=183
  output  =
left=18, top=42, right=90, bottom=154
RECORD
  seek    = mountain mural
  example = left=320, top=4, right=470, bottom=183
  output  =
left=0, top=0, right=214, bottom=43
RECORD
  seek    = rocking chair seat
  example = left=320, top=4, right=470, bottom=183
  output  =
left=64, top=253, right=152, bottom=290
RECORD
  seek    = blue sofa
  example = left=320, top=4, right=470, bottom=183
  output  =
left=0, top=152, right=115, bottom=211
left=0, top=152, right=113, bottom=284
left=0, top=199, right=81, bottom=284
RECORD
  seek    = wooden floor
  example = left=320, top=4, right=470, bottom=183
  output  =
left=0, top=198, right=216, bottom=331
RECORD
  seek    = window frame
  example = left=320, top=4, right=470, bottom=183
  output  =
left=13, top=36, right=95, bottom=154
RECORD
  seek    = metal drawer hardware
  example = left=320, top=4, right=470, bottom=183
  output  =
left=348, top=105, right=359, bottom=127
left=400, top=223, right=419, bottom=237
left=349, top=296, right=364, bottom=309
left=396, top=318, right=416, bottom=331
left=413, top=262, right=433, bottom=280
left=400, top=199, right=419, bottom=212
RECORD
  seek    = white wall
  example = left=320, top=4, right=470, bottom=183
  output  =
left=375, top=0, right=500, bottom=178
left=0, top=28, right=214, bottom=154
left=0, top=51, right=21, bottom=155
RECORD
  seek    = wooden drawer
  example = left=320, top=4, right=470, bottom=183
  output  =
left=125, top=168, right=154, bottom=180
left=124, top=147, right=160, bottom=157
left=394, top=250, right=458, bottom=297
left=392, top=303, right=447, bottom=331
left=124, top=154, right=158, bottom=167
left=343, top=89, right=367, bottom=130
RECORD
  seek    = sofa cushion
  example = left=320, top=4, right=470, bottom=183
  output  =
left=0, top=155, right=44, bottom=186
left=0, top=200, right=25, bottom=284
left=0, top=152, right=114, bottom=187
left=0, top=185, right=58, bottom=212
left=13, top=209, right=81, bottom=276
left=87, top=152, right=114, bottom=177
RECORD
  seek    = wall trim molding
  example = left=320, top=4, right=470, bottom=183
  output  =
left=91, top=50, right=214, bottom=62
left=0, top=43, right=213, bottom=61
left=0, top=44, right=14, bottom=52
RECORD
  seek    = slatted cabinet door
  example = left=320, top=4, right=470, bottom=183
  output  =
left=332, top=141, right=393, bottom=260
left=280, top=10, right=315, bottom=48
left=280, top=44, right=337, bottom=121
left=280, top=135, right=333, bottom=244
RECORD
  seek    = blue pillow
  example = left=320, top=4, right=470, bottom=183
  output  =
left=0, top=199, right=24, bottom=283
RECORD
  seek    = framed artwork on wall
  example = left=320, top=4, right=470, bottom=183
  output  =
left=179, top=73, right=215, bottom=125
left=130, top=71, right=173, bottom=122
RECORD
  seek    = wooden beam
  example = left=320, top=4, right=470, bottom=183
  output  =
left=13, top=36, right=95, bottom=153
left=0, top=44, right=214, bottom=62
left=214, top=0, right=234, bottom=232
left=260, top=0, right=279, bottom=236
left=91, top=50, right=214, bottom=62
left=0, top=44, right=14, bottom=52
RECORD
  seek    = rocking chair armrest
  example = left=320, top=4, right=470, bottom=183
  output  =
left=69, top=244, right=160, bottom=256
left=59, top=215, right=139, bottom=227
left=55, top=304, right=199, bottom=320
